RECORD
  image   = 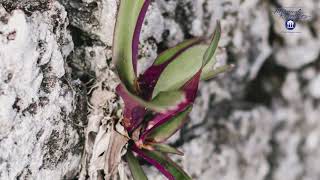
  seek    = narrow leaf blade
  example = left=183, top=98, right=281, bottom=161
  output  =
left=113, top=0, right=149, bottom=92
left=132, top=0, right=151, bottom=74
left=201, top=64, right=235, bottom=81
left=132, top=146, right=174, bottom=179
left=126, top=151, right=148, bottom=180
left=146, top=106, right=192, bottom=142
left=202, top=20, right=221, bottom=66
left=150, top=143, right=184, bottom=155
left=132, top=146, right=192, bottom=180
left=143, top=151, right=192, bottom=180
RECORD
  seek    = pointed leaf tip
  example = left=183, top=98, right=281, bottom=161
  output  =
left=201, top=64, right=235, bottom=81
left=202, top=20, right=221, bottom=67
left=150, top=143, right=184, bottom=156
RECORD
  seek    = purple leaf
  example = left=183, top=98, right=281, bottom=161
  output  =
left=132, top=145, right=174, bottom=180
left=118, top=83, right=187, bottom=111
left=132, top=0, right=151, bottom=75
left=113, top=0, right=150, bottom=93
left=116, top=84, right=146, bottom=132
left=139, top=106, right=188, bottom=142
left=138, top=38, right=203, bottom=100
left=182, top=70, right=202, bottom=101
left=116, top=83, right=188, bottom=131
left=140, top=71, right=202, bottom=142
left=132, top=145, right=192, bottom=180
left=144, top=106, right=193, bottom=143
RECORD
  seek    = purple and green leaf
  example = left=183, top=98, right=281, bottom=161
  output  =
left=132, top=0, right=151, bottom=74
left=113, top=0, right=229, bottom=179
left=126, top=150, right=148, bottom=180
left=151, top=45, right=208, bottom=98
left=140, top=71, right=202, bottom=141
left=132, top=146, right=174, bottom=179
left=117, top=84, right=186, bottom=114
left=153, top=38, right=204, bottom=65
left=132, top=146, right=192, bottom=180
left=116, top=84, right=146, bottom=132
left=149, top=143, right=184, bottom=156
left=113, top=0, right=150, bottom=93
left=142, top=151, right=191, bottom=180
left=144, top=106, right=192, bottom=143
left=139, top=38, right=203, bottom=100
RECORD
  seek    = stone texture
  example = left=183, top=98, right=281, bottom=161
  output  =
left=58, top=0, right=118, bottom=45
left=0, top=2, right=86, bottom=179
left=1, top=0, right=320, bottom=179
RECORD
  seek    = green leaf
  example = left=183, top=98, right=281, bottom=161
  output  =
left=143, top=150, right=192, bottom=180
left=152, top=45, right=207, bottom=98
left=202, top=21, right=221, bottom=66
left=201, top=55, right=217, bottom=78
left=113, top=0, right=145, bottom=92
left=201, top=64, right=234, bottom=81
left=126, top=151, right=148, bottom=180
left=151, top=143, right=184, bottom=155
left=154, top=38, right=203, bottom=65
left=119, top=84, right=186, bottom=113
left=146, top=106, right=192, bottom=142
left=149, top=91, right=186, bottom=112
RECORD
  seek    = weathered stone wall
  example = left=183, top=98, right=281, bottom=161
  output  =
left=0, top=0, right=319, bottom=179
left=0, top=1, right=86, bottom=179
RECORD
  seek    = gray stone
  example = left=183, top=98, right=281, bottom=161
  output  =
left=0, top=2, right=86, bottom=179
left=1, top=0, right=320, bottom=179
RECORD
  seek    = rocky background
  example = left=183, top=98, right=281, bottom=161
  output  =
left=0, top=0, right=320, bottom=180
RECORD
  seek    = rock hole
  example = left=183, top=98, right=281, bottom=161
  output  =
left=7, top=31, right=16, bottom=41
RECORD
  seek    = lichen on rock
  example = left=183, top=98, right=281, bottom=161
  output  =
left=0, top=2, right=86, bottom=179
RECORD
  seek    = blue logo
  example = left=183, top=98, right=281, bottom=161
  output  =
left=285, top=19, right=296, bottom=30
left=273, top=7, right=312, bottom=33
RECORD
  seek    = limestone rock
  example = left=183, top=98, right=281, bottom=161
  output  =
left=1, top=0, right=320, bottom=179
left=0, top=2, right=86, bottom=179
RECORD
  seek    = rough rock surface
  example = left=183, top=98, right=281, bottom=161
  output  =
left=0, top=1, right=86, bottom=179
left=1, top=0, right=320, bottom=180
